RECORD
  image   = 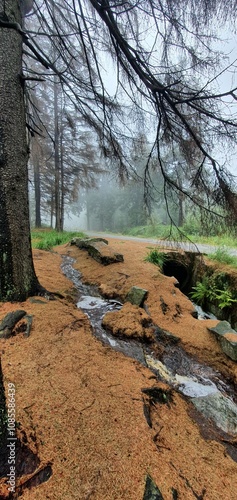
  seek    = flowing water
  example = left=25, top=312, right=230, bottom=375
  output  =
left=193, top=303, right=217, bottom=320
left=61, top=256, right=237, bottom=459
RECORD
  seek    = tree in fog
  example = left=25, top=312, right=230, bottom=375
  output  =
left=1, top=0, right=237, bottom=299
left=29, top=87, right=105, bottom=230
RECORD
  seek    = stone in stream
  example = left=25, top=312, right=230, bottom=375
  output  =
left=208, top=321, right=237, bottom=361
left=125, top=286, right=148, bottom=306
left=192, top=392, right=237, bottom=436
left=71, top=237, right=124, bottom=265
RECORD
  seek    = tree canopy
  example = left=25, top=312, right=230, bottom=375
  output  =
left=16, top=0, right=237, bottom=224
left=1, top=0, right=237, bottom=299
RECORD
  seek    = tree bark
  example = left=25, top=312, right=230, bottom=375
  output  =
left=0, top=0, right=42, bottom=300
left=34, top=156, right=41, bottom=228
left=54, top=74, right=61, bottom=231
left=59, top=106, right=64, bottom=232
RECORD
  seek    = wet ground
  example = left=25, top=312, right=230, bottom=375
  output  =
left=2, top=242, right=237, bottom=499
left=61, top=256, right=237, bottom=462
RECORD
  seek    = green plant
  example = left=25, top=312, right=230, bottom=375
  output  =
left=31, top=230, right=86, bottom=251
left=208, top=246, right=237, bottom=267
left=144, top=249, right=167, bottom=269
left=191, top=275, right=237, bottom=309
left=214, top=288, right=237, bottom=309
left=190, top=278, right=210, bottom=306
left=121, top=223, right=237, bottom=249
left=182, top=214, right=202, bottom=236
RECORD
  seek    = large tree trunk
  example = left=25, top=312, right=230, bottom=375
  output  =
left=0, top=0, right=42, bottom=301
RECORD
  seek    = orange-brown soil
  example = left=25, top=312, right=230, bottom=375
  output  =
left=0, top=238, right=237, bottom=499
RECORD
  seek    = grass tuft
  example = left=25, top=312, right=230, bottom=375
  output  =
left=144, top=248, right=167, bottom=269
left=207, top=247, right=237, bottom=268
left=31, top=229, right=86, bottom=251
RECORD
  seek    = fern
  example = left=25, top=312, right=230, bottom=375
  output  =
left=190, top=279, right=210, bottom=306
left=191, top=278, right=237, bottom=309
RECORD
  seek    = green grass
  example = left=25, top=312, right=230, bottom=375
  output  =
left=123, top=224, right=237, bottom=248
left=144, top=248, right=167, bottom=269
left=207, top=247, right=237, bottom=268
left=191, top=235, right=237, bottom=248
left=123, top=224, right=181, bottom=239
left=31, top=229, right=86, bottom=251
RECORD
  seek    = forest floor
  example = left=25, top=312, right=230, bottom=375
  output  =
left=0, top=237, right=237, bottom=499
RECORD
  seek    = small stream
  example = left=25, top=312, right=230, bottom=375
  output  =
left=192, top=303, right=217, bottom=321
left=61, top=257, right=146, bottom=364
left=61, top=256, right=237, bottom=460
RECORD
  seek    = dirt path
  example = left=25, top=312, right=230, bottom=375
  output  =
left=0, top=239, right=237, bottom=499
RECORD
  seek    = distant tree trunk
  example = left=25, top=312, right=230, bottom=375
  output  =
left=34, top=158, right=41, bottom=228
left=176, top=171, right=185, bottom=227
left=54, top=75, right=61, bottom=231
left=0, top=0, right=42, bottom=301
left=178, top=193, right=185, bottom=227
left=59, top=106, right=64, bottom=231
left=50, top=194, right=54, bottom=228
left=86, top=192, right=90, bottom=230
left=100, top=214, right=104, bottom=230
left=60, top=152, right=64, bottom=231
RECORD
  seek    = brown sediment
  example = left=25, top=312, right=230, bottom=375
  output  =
left=0, top=239, right=236, bottom=499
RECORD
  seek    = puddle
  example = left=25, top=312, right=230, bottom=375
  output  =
left=61, top=256, right=237, bottom=456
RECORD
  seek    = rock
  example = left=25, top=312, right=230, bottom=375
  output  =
left=0, top=310, right=26, bottom=339
left=71, top=237, right=108, bottom=246
left=0, top=311, right=33, bottom=339
left=71, top=238, right=124, bottom=265
left=102, top=303, right=154, bottom=341
left=29, top=298, right=48, bottom=304
left=24, top=315, right=33, bottom=338
left=125, top=286, right=148, bottom=306
left=153, top=326, right=180, bottom=344
left=219, top=334, right=237, bottom=362
left=143, top=475, right=164, bottom=499
left=208, top=321, right=237, bottom=361
left=192, top=392, right=237, bottom=436
left=208, top=320, right=232, bottom=336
